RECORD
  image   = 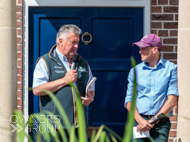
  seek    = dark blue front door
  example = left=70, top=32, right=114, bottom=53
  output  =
left=29, top=7, right=143, bottom=137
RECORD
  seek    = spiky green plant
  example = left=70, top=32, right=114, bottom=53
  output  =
left=12, top=56, right=152, bottom=142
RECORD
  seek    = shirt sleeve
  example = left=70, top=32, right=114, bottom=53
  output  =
left=124, top=68, right=134, bottom=108
left=32, top=58, right=49, bottom=88
left=167, top=65, right=179, bottom=96
left=87, top=65, right=95, bottom=91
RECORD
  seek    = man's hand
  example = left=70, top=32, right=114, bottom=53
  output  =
left=81, top=90, right=94, bottom=106
left=64, top=69, right=78, bottom=84
left=137, top=119, right=154, bottom=134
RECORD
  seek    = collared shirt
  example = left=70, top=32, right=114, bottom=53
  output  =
left=33, top=48, right=95, bottom=92
left=124, top=57, right=179, bottom=117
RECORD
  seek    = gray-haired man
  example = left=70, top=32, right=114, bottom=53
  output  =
left=33, top=24, right=95, bottom=129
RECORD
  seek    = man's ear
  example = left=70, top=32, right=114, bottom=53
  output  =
left=59, top=38, right=66, bottom=44
left=153, top=46, right=159, bottom=53
left=59, top=38, right=63, bottom=43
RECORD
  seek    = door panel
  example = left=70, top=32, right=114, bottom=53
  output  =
left=29, top=7, right=143, bottom=137
left=92, top=18, right=133, bottom=59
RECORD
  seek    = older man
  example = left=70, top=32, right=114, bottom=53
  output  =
left=33, top=24, right=95, bottom=128
left=124, top=34, right=178, bottom=142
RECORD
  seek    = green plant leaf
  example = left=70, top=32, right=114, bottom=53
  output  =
left=93, top=125, right=104, bottom=142
left=13, top=110, right=26, bottom=142
left=104, top=125, right=122, bottom=141
left=69, top=83, right=87, bottom=142
left=36, top=131, right=42, bottom=142
left=69, top=126, right=76, bottom=142
left=24, top=133, right=33, bottom=142
left=38, top=114, right=51, bottom=142
left=43, top=110, right=68, bottom=142
left=148, top=136, right=155, bottom=142
left=130, top=56, right=137, bottom=68
left=123, top=56, right=137, bottom=142
left=27, top=113, right=60, bottom=142
left=99, top=131, right=107, bottom=142
left=109, top=133, right=117, bottom=142
left=42, top=89, right=72, bottom=136
left=90, top=129, right=96, bottom=142
left=105, top=133, right=111, bottom=142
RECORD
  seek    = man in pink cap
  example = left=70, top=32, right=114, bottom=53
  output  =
left=124, top=34, right=179, bottom=141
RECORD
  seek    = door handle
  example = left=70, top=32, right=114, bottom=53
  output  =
left=81, top=32, right=92, bottom=45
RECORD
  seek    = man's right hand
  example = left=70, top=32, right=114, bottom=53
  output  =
left=63, top=69, right=78, bottom=84
left=126, top=103, right=154, bottom=133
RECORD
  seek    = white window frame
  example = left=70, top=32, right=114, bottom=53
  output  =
left=23, top=0, right=150, bottom=135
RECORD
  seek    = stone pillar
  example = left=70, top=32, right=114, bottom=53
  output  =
left=177, top=0, right=190, bottom=141
left=0, top=0, right=17, bottom=141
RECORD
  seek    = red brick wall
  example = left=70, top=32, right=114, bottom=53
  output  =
left=16, top=0, right=179, bottom=141
left=152, top=0, right=178, bottom=141
left=17, top=0, right=23, bottom=111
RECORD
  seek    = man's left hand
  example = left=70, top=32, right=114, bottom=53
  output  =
left=81, top=90, right=94, bottom=106
left=136, top=119, right=154, bottom=134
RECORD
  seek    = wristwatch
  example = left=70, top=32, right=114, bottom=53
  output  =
left=151, top=115, right=157, bottom=121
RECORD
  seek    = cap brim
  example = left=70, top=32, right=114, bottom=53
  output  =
left=132, top=42, right=151, bottom=48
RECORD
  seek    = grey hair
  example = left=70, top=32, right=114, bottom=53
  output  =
left=56, top=24, right=82, bottom=44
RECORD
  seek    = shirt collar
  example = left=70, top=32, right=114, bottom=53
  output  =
left=158, top=57, right=165, bottom=66
left=55, top=47, right=68, bottom=62
left=143, top=57, right=165, bottom=69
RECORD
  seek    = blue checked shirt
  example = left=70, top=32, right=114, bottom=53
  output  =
left=124, top=57, right=179, bottom=117
left=33, top=48, right=95, bottom=92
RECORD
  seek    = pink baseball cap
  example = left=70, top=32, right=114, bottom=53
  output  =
left=132, top=34, right=162, bottom=49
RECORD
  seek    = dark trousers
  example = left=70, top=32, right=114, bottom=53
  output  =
left=132, top=116, right=171, bottom=142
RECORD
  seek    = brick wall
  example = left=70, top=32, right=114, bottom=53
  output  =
left=16, top=0, right=23, bottom=111
left=16, top=0, right=179, bottom=141
left=151, top=0, right=178, bottom=142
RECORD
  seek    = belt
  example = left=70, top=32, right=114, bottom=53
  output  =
left=140, top=114, right=154, bottom=119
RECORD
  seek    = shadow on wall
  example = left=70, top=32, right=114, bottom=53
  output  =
left=178, top=138, right=181, bottom=142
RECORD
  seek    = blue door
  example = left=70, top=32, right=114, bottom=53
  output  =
left=29, top=7, right=143, bottom=137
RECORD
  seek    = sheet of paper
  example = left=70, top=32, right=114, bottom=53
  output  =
left=86, top=77, right=97, bottom=93
left=133, top=127, right=150, bottom=139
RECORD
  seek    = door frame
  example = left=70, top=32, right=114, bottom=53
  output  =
left=23, top=0, right=150, bottom=131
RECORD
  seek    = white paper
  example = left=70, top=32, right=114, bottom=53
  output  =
left=133, top=127, right=150, bottom=139
left=86, top=77, right=97, bottom=93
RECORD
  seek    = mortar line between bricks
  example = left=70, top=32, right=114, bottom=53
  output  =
left=170, top=129, right=177, bottom=131
left=160, top=37, right=178, bottom=38
left=152, top=13, right=178, bottom=14
left=162, top=50, right=177, bottom=53
left=162, top=44, right=178, bottom=46
left=152, top=28, right=178, bottom=31
left=151, top=21, right=178, bottom=22
left=170, top=121, right=177, bottom=123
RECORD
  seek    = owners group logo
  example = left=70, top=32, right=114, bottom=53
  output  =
left=9, top=114, right=61, bottom=133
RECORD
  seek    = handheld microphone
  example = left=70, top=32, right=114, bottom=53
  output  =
left=150, top=113, right=166, bottom=125
left=72, top=53, right=80, bottom=70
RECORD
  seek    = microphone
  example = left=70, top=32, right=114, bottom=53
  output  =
left=72, top=53, right=80, bottom=70
left=150, top=113, right=166, bottom=125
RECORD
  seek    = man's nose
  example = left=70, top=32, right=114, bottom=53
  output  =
left=74, top=43, right=79, bottom=48
left=139, top=49, right=142, bottom=54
